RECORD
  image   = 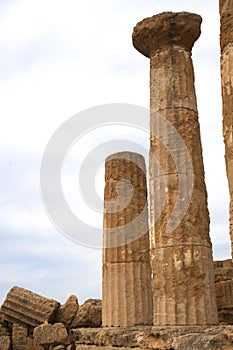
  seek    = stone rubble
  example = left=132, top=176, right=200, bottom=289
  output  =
left=0, top=323, right=11, bottom=350
left=54, top=295, right=79, bottom=329
left=33, top=323, right=69, bottom=347
left=71, top=299, right=102, bottom=328
left=0, top=287, right=103, bottom=349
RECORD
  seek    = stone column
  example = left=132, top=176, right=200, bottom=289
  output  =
left=102, top=152, right=153, bottom=327
left=219, top=0, right=233, bottom=259
left=133, top=12, right=218, bottom=325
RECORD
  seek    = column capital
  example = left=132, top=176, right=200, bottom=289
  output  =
left=219, top=0, right=233, bottom=52
left=132, top=12, right=202, bottom=58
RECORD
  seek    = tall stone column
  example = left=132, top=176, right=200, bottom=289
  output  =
left=133, top=12, right=218, bottom=325
left=219, top=0, right=233, bottom=259
left=102, top=152, right=153, bottom=327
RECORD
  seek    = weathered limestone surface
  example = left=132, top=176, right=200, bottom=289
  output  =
left=133, top=12, right=218, bottom=325
left=214, top=259, right=233, bottom=324
left=214, top=259, right=233, bottom=282
left=0, top=324, right=11, bottom=350
left=220, top=0, right=233, bottom=258
left=70, top=326, right=233, bottom=349
left=55, top=295, right=79, bottom=328
left=71, top=299, right=102, bottom=328
left=216, top=280, right=233, bottom=324
left=1, top=286, right=60, bottom=327
left=102, top=152, right=153, bottom=327
left=12, top=324, right=28, bottom=350
left=0, top=323, right=10, bottom=336
left=53, top=346, right=66, bottom=350
left=26, top=338, right=44, bottom=350
left=73, top=347, right=142, bottom=350
left=0, top=336, right=11, bottom=350
left=11, top=324, right=43, bottom=350
left=33, top=323, right=68, bottom=346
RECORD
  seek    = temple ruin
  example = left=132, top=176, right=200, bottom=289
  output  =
left=1, top=4, right=233, bottom=350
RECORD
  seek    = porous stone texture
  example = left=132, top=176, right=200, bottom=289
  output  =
left=214, top=259, right=233, bottom=282
left=0, top=336, right=11, bottom=350
left=0, top=308, right=5, bottom=324
left=0, top=323, right=10, bottom=336
left=11, top=323, right=43, bottom=350
left=54, top=295, right=79, bottom=328
left=102, top=152, right=153, bottom=327
left=33, top=323, right=69, bottom=346
left=26, top=337, right=44, bottom=350
left=219, top=0, right=233, bottom=258
left=1, top=286, right=60, bottom=328
left=133, top=12, right=218, bottom=325
left=0, top=324, right=11, bottom=350
left=70, top=326, right=233, bottom=349
left=214, top=259, right=233, bottom=324
left=71, top=299, right=102, bottom=328
left=12, top=324, right=28, bottom=350
left=73, top=347, right=142, bottom=350
left=216, top=280, right=233, bottom=324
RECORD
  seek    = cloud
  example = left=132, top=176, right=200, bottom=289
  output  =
left=0, top=148, right=102, bottom=304
left=0, top=219, right=102, bottom=304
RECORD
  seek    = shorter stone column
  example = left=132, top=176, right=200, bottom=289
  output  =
left=102, top=152, right=153, bottom=326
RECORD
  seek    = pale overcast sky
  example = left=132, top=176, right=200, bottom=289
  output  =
left=0, top=0, right=231, bottom=305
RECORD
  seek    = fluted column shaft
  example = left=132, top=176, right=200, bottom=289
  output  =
left=219, top=0, right=233, bottom=258
left=133, top=12, right=218, bottom=325
left=102, top=152, right=153, bottom=327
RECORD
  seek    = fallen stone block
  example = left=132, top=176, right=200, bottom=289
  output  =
left=1, top=286, right=60, bottom=328
left=12, top=323, right=28, bottom=350
left=0, top=308, right=5, bottom=324
left=71, top=299, right=101, bottom=328
left=0, top=324, right=10, bottom=336
left=26, top=337, right=44, bottom=350
left=54, top=295, right=79, bottom=328
left=0, top=323, right=11, bottom=350
left=0, top=335, right=11, bottom=350
left=52, top=345, right=66, bottom=350
left=33, top=322, right=69, bottom=346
